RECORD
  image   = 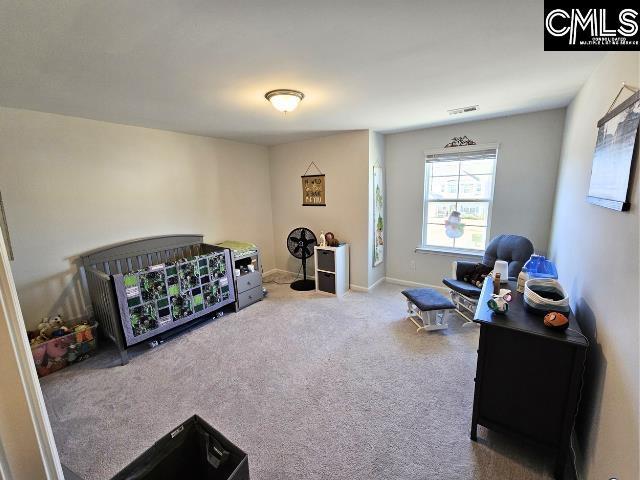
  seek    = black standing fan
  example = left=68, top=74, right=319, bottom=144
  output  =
left=287, top=227, right=317, bottom=291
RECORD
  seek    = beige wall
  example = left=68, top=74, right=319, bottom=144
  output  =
left=384, top=108, right=566, bottom=286
left=268, top=131, right=370, bottom=288
left=548, top=52, right=639, bottom=480
left=0, top=107, right=275, bottom=330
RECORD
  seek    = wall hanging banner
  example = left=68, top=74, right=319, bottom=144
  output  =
left=302, top=161, right=326, bottom=206
left=587, top=86, right=640, bottom=211
left=372, top=165, right=384, bottom=266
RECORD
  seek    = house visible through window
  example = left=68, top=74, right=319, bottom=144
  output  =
left=421, top=145, right=498, bottom=253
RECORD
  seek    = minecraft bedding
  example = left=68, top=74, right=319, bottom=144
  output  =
left=113, top=250, right=235, bottom=347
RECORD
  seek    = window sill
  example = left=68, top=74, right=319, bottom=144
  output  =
left=415, top=246, right=483, bottom=258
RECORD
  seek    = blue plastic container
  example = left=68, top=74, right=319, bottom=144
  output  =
left=522, top=255, right=558, bottom=279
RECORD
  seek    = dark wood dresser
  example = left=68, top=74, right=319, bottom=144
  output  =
left=471, top=278, right=588, bottom=479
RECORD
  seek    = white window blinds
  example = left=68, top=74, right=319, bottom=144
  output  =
left=421, top=144, right=498, bottom=253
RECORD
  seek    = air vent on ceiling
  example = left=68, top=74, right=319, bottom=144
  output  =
left=448, top=105, right=479, bottom=115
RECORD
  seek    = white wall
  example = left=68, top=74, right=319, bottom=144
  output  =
left=0, top=107, right=275, bottom=330
left=384, top=108, right=566, bottom=286
left=548, top=52, right=639, bottom=480
left=268, top=131, right=370, bottom=289
left=368, top=131, right=385, bottom=287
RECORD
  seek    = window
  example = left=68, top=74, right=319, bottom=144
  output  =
left=420, top=145, right=498, bottom=254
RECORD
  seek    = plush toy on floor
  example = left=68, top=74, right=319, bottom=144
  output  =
left=31, top=314, right=69, bottom=345
left=74, top=323, right=94, bottom=342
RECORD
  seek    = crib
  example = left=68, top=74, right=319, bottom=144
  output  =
left=80, top=234, right=235, bottom=365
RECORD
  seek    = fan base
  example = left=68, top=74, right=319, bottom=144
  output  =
left=290, top=279, right=316, bottom=291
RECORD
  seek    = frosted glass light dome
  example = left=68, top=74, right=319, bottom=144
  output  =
left=265, top=89, right=304, bottom=113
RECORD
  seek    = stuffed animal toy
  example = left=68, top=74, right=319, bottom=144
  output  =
left=74, top=323, right=94, bottom=343
left=30, top=334, right=49, bottom=346
left=51, top=325, right=71, bottom=337
left=463, top=263, right=494, bottom=288
left=30, top=314, right=72, bottom=346
left=37, top=314, right=66, bottom=339
left=324, top=232, right=340, bottom=247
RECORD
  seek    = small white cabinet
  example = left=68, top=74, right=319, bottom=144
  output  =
left=314, top=244, right=349, bottom=296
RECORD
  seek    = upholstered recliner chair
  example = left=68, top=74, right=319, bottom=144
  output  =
left=443, top=234, right=534, bottom=323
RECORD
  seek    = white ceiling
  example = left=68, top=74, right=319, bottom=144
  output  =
left=0, top=1, right=604, bottom=145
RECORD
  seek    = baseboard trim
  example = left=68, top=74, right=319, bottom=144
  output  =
left=367, top=276, right=386, bottom=291
left=263, top=271, right=446, bottom=295
left=384, top=276, right=449, bottom=293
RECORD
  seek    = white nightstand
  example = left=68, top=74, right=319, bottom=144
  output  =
left=314, top=244, right=349, bottom=296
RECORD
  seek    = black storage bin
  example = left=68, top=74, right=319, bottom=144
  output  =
left=111, top=416, right=249, bottom=480
left=318, top=271, right=336, bottom=294
left=316, top=249, right=335, bottom=272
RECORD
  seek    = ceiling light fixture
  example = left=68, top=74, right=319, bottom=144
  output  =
left=265, top=89, right=305, bottom=113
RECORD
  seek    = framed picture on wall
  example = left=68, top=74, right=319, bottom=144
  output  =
left=587, top=89, right=640, bottom=211
left=302, top=174, right=326, bottom=206
left=372, top=166, right=384, bottom=266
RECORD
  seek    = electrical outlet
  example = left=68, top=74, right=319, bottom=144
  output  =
left=410, top=260, right=416, bottom=271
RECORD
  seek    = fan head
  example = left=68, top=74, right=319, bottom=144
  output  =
left=287, top=227, right=317, bottom=259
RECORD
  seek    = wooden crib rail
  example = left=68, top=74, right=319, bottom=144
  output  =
left=81, top=234, right=205, bottom=274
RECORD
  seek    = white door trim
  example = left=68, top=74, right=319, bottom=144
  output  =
left=0, top=233, right=63, bottom=479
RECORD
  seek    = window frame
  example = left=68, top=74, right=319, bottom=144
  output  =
left=419, top=143, right=499, bottom=256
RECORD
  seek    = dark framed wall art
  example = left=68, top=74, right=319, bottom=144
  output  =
left=302, top=174, right=326, bottom=206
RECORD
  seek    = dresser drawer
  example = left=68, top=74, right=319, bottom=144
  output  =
left=236, top=271, right=261, bottom=293
left=317, top=249, right=335, bottom=272
left=238, top=285, right=263, bottom=309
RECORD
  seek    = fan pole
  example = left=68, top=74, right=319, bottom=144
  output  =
left=301, top=247, right=307, bottom=281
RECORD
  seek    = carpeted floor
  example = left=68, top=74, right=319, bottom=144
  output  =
left=41, top=274, right=555, bottom=479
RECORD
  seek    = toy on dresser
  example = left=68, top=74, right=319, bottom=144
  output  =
left=463, top=263, right=493, bottom=288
